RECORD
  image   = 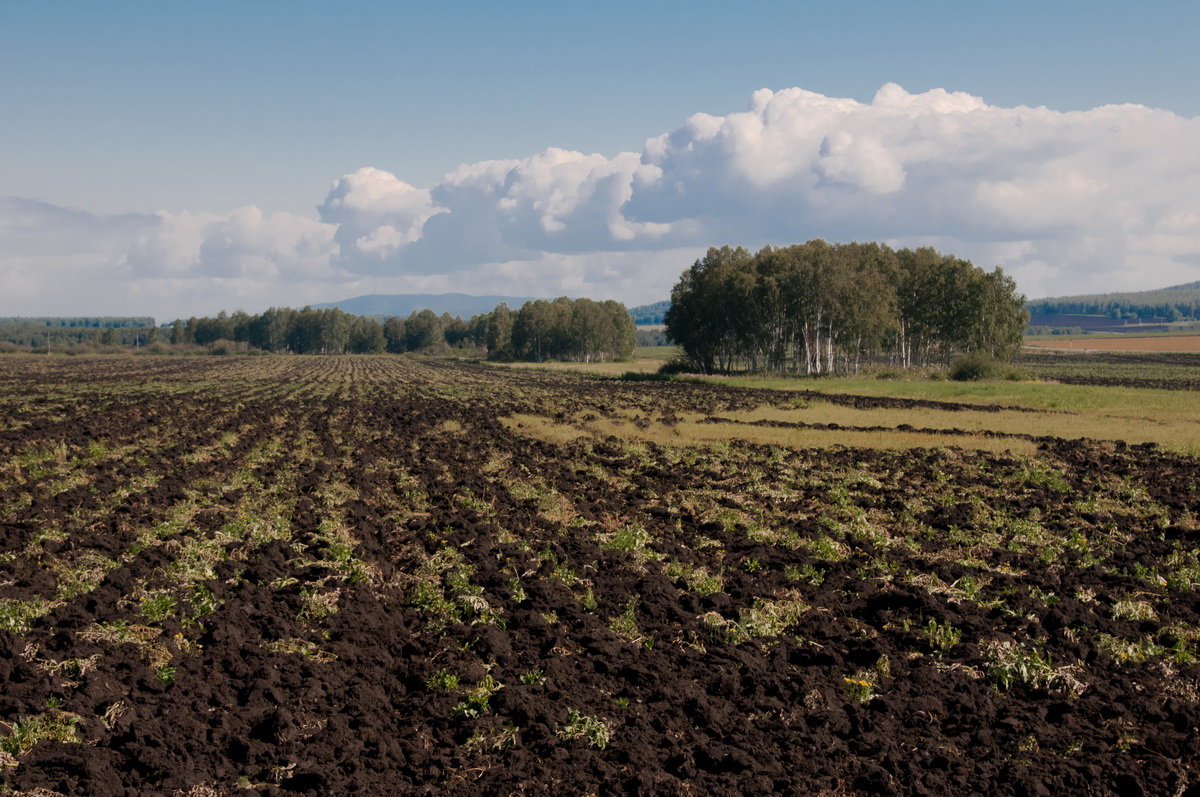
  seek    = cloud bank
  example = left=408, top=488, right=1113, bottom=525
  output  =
left=3, top=83, right=1198, bottom=318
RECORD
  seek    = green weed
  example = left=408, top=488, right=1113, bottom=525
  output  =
left=557, top=709, right=611, bottom=749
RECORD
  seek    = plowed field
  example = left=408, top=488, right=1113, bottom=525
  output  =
left=2, top=356, right=1200, bottom=795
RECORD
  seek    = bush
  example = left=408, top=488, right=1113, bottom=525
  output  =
left=950, top=352, right=1027, bottom=382
left=618, top=371, right=672, bottom=382
left=657, top=357, right=695, bottom=376
left=207, top=339, right=244, bottom=356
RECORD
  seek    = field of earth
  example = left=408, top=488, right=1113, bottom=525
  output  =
left=2, top=355, right=1200, bottom=795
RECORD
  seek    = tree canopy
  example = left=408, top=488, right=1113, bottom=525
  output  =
left=474, top=297, right=635, bottom=363
left=153, top=298, right=635, bottom=361
left=664, top=241, right=1027, bottom=375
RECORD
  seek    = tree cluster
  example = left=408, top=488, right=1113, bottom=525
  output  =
left=170, top=307, right=387, bottom=354
left=471, top=298, right=636, bottom=362
left=665, top=241, right=1027, bottom=375
left=161, top=297, right=635, bottom=361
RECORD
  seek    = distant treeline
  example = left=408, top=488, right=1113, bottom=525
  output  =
left=1026, top=285, right=1200, bottom=323
left=0, top=318, right=157, bottom=347
left=0, top=317, right=155, bottom=328
left=628, top=301, right=671, bottom=326
left=0, top=300, right=638, bottom=361
left=163, top=298, right=635, bottom=361
left=666, top=241, right=1027, bottom=375
left=635, top=328, right=670, bottom=347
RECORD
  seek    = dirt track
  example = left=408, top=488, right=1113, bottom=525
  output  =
left=2, top=356, right=1200, bottom=795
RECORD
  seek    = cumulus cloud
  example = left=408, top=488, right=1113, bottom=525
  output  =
left=3, top=83, right=1199, bottom=318
left=316, top=167, right=442, bottom=270
left=313, top=83, right=1197, bottom=297
left=125, top=206, right=338, bottom=281
left=0, top=199, right=344, bottom=318
left=322, top=150, right=675, bottom=274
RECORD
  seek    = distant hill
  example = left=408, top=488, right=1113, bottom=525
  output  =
left=1026, top=280, right=1200, bottom=330
left=314, top=294, right=537, bottom=318
left=629, top=300, right=670, bottom=325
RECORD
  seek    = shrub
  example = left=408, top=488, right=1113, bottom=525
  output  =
left=617, top=371, right=672, bottom=382
left=950, top=352, right=1027, bottom=382
left=208, top=339, right=240, bottom=356
left=657, top=357, right=694, bottom=375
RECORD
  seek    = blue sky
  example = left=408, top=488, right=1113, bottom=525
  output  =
left=2, top=0, right=1199, bottom=317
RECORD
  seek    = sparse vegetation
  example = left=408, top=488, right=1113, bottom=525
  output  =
left=0, top=354, right=1197, bottom=795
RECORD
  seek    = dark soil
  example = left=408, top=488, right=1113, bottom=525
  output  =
left=2, top=356, right=1200, bottom=795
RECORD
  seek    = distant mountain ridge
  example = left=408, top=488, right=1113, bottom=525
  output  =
left=314, top=293, right=537, bottom=318
left=629, top=300, right=670, bottom=325
left=1026, top=279, right=1200, bottom=330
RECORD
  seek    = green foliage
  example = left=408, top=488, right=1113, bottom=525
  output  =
left=139, top=591, right=177, bottom=623
left=0, top=317, right=155, bottom=348
left=426, top=669, right=461, bottom=691
left=665, top=560, right=724, bottom=594
left=464, top=723, right=520, bottom=753
left=452, top=673, right=502, bottom=718
left=923, top=618, right=962, bottom=651
left=665, top=241, right=1027, bottom=375
left=1026, top=283, right=1200, bottom=323
left=411, top=546, right=500, bottom=630
left=0, top=598, right=51, bottom=634
left=609, top=597, right=643, bottom=641
left=557, top=709, right=612, bottom=749
left=601, top=524, right=651, bottom=553
left=520, top=669, right=546, bottom=686
left=843, top=673, right=876, bottom=705
left=705, top=593, right=809, bottom=644
left=984, top=641, right=1085, bottom=695
left=950, top=352, right=1027, bottom=381
left=0, top=711, right=81, bottom=757
left=508, top=297, right=636, bottom=363
left=628, top=300, right=671, bottom=325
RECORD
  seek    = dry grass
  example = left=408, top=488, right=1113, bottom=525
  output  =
left=717, top=402, right=1200, bottom=453
left=690, top=377, right=1200, bottom=455
left=1025, top=335, right=1200, bottom=352
left=502, top=411, right=1039, bottom=455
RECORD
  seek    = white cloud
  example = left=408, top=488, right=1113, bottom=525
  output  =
left=0, top=199, right=343, bottom=318
left=3, top=83, right=1199, bottom=318
left=316, top=167, right=442, bottom=270
left=358, top=148, right=675, bottom=273
left=126, top=206, right=338, bottom=281
left=333, top=83, right=1199, bottom=297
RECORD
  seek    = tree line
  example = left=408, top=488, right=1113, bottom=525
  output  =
left=665, top=241, right=1027, bottom=375
left=160, top=298, right=635, bottom=361
left=1026, top=285, right=1200, bottom=323
left=0, top=318, right=156, bottom=348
